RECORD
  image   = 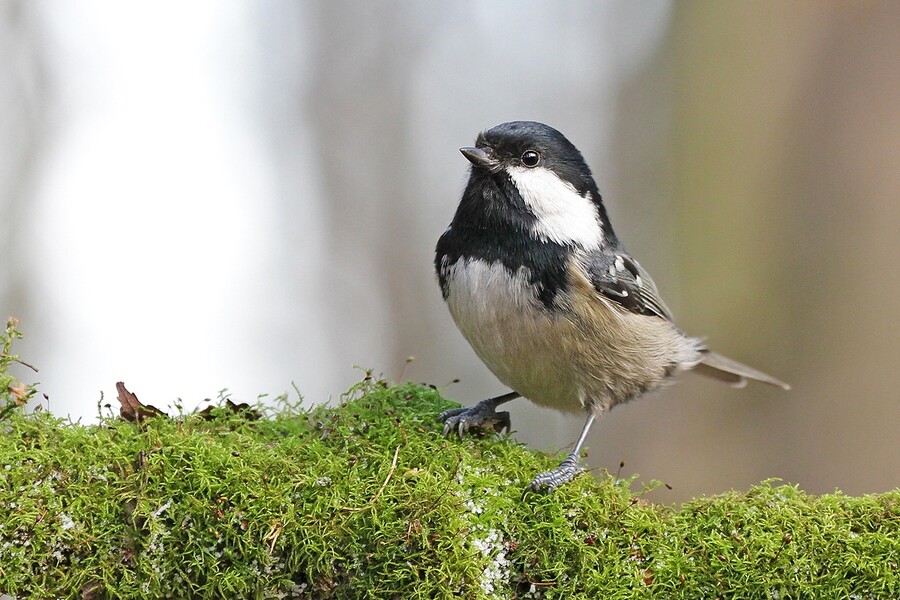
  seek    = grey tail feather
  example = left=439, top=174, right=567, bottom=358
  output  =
left=693, top=350, right=791, bottom=390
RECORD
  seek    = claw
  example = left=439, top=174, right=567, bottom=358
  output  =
left=437, top=407, right=467, bottom=421
left=437, top=398, right=511, bottom=438
left=526, top=453, right=583, bottom=493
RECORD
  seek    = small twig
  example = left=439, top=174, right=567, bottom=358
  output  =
left=369, top=445, right=400, bottom=505
left=397, top=356, right=414, bottom=383
left=1, top=355, right=39, bottom=373
left=263, top=519, right=283, bottom=553
left=342, top=446, right=400, bottom=512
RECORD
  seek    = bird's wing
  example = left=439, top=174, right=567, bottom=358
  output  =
left=581, top=249, right=674, bottom=321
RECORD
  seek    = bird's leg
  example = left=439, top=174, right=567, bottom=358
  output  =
left=438, top=391, right=519, bottom=439
left=527, top=413, right=596, bottom=492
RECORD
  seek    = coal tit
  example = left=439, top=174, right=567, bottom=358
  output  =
left=435, top=121, right=789, bottom=492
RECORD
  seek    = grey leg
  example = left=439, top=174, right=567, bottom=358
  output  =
left=527, top=413, right=596, bottom=492
left=438, top=391, right=519, bottom=439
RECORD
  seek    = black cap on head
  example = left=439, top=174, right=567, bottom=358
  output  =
left=471, top=121, right=596, bottom=197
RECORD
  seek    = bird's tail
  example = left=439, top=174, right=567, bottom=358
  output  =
left=692, top=350, right=790, bottom=390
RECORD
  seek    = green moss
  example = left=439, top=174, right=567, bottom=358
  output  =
left=1, top=382, right=898, bottom=599
left=1, top=323, right=898, bottom=598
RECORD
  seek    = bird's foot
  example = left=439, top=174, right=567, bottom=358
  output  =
left=439, top=398, right=511, bottom=439
left=526, top=452, right=583, bottom=493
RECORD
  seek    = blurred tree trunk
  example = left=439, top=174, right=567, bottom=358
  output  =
left=662, top=2, right=900, bottom=497
left=305, top=1, right=439, bottom=372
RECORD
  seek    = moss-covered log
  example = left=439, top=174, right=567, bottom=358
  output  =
left=1, top=376, right=898, bottom=599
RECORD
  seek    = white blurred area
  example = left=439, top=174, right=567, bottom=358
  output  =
left=3, top=1, right=899, bottom=503
left=30, top=2, right=284, bottom=416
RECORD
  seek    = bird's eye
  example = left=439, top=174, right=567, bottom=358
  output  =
left=521, top=150, right=541, bottom=167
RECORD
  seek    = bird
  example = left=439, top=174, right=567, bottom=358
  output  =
left=434, top=121, right=789, bottom=493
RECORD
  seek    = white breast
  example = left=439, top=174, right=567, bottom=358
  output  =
left=442, top=257, right=585, bottom=413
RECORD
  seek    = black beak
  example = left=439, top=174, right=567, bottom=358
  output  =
left=460, top=147, right=499, bottom=169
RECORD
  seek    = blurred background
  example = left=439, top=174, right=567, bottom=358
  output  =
left=1, top=1, right=898, bottom=503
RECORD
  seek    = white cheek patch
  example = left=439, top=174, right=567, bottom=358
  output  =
left=506, top=165, right=604, bottom=249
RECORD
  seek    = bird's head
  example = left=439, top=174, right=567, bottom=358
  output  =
left=459, top=121, right=609, bottom=249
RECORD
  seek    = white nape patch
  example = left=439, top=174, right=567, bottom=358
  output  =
left=506, top=166, right=604, bottom=249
